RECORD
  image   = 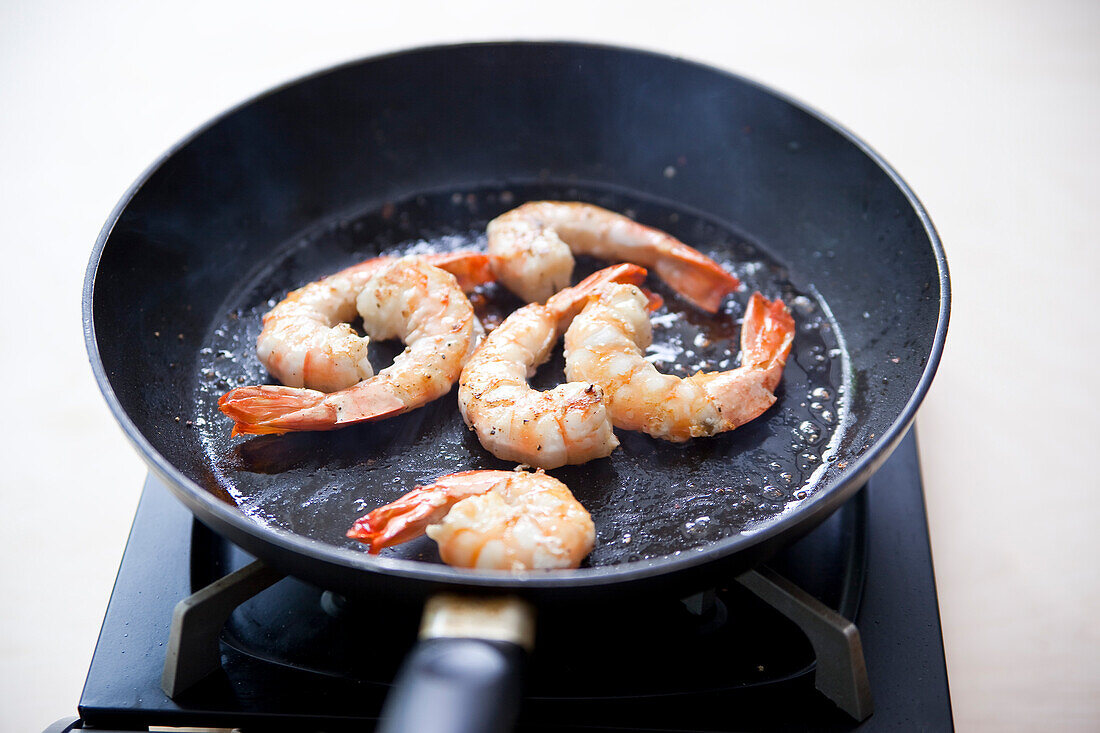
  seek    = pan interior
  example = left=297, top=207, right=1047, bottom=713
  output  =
left=192, top=182, right=853, bottom=568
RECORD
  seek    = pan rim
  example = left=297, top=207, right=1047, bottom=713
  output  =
left=83, top=39, right=950, bottom=590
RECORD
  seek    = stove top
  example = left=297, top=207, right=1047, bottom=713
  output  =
left=62, top=429, right=951, bottom=732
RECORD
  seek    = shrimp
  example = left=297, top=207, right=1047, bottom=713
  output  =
left=564, top=285, right=794, bottom=442
left=257, top=251, right=493, bottom=392
left=487, top=201, right=740, bottom=312
left=458, top=263, right=656, bottom=469
left=348, top=469, right=595, bottom=571
left=219, top=257, right=481, bottom=436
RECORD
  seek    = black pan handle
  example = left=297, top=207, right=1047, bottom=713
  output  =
left=376, top=636, right=525, bottom=733
left=376, top=594, right=535, bottom=733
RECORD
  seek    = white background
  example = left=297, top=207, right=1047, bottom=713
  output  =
left=2, top=1, right=1098, bottom=731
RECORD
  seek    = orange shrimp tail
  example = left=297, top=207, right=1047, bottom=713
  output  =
left=346, top=491, right=437, bottom=553
left=347, top=471, right=494, bottom=553
left=641, top=288, right=664, bottom=312
left=546, top=263, right=649, bottom=323
left=422, top=251, right=497, bottom=291
left=218, top=385, right=332, bottom=436
left=740, top=293, right=795, bottom=390
left=653, top=250, right=740, bottom=313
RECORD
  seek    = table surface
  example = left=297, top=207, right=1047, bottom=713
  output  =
left=1, top=2, right=1097, bottom=731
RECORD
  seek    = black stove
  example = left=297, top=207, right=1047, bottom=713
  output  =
left=54, top=429, right=951, bottom=732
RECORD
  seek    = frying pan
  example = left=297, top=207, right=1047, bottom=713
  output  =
left=84, top=42, right=948, bottom=731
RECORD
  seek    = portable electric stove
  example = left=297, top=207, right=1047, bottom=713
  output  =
left=47, top=429, right=950, bottom=732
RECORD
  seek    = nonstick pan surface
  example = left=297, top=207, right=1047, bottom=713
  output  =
left=85, top=42, right=948, bottom=602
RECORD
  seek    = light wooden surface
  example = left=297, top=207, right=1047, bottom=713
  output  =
left=2, top=2, right=1097, bottom=731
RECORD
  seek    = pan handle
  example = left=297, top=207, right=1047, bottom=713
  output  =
left=376, top=594, right=535, bottom=733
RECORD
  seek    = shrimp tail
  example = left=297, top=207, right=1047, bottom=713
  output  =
left=652, top=250, right=740, bottom=313
left=218, top=385, right=336, bottom=436
left=421, top=251, right=497, bottom=291
left=545, top=263, right=649, bottom=325
left=693, top=294, right=792, bottom=431
left=220, top=382, right=411, bottom=435
left=740, top=293, right=795, bottom=390
left=347, top=470, right=495, bottom=552
left=641, top=288, right=664, bottom=312
left=347, top=487, right=445, bottom=552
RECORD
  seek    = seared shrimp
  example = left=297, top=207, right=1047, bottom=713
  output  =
left=564, top=285, right=794, bottom=442
left=487, top=201, right=739, bottom=312
left=219, top=257, right=481, bottom=435
left=458, top=264, right=654, bottom=469
left=348, top=469, right=595, bottom=570
left=257, top=251, right=493, bottom=392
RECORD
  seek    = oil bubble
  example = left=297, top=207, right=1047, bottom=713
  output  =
left=681, top=516, right=712, bottom=540
left=797, top=452, right=820, bottom=471
left=790, top=295, right=815, bottom=315
left=798, top=421, right=823, bottom=444
left=761, top=486, right=785, bottom=501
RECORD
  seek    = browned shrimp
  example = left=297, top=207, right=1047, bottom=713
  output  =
left=487, top=201, right=739, bottom=311
left=257, top=251, right=493, bottom=392
left=348, top=469, right=595, bottom=570
left=458, top=264, right=656, bottom=469
left=564, top=285, right=794, bottom=442
left=220, top=257, right=481, bottom=435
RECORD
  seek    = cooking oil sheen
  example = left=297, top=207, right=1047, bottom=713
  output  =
left=192, top=183, right=853, bottom=567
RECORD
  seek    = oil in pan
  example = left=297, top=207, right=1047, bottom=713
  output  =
left=193, top=183, right=854, bottom=567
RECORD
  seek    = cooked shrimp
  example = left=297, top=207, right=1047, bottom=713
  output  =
left=257, top=251, right=493, bottom=392
left=458, top=263, right=655, bottom=469
left=487, top=201, right=739, bottom=312
left=348, top=469, right=595, bottom=570
left=564, top=285, right=794, bottom=442
left=219, top=257, right=481, bottom=435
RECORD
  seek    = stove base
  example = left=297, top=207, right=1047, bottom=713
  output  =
left=72, top=430, right=951, bottom=731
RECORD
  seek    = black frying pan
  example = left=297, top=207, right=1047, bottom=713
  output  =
left=84, top=42, right=948, bottom=731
